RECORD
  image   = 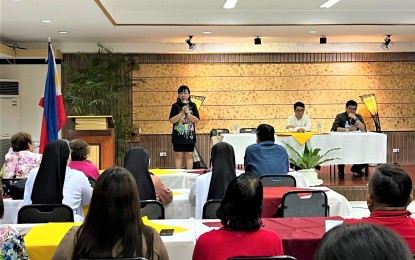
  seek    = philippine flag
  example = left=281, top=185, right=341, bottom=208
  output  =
left=38, top=40, right=66, bottom=153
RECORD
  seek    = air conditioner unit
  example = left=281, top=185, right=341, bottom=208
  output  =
left=0, top=79, right=19, bottom=97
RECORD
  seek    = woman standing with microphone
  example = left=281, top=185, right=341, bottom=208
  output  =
left=169, top=85, right=200, bottom=169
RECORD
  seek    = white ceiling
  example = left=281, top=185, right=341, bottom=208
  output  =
left=1, top=0, right=415, bottom=53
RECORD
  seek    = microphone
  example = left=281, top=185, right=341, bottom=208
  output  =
left=181, top=100, right=189, bottom=117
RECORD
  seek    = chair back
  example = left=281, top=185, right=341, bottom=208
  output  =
left=140, top=200, right=165, bottom=219
left=210, top=128, right=230, bottom=137
left=228, top=256, right=297, bottom=260
left=280, top=190, right=329, bottom=217
left=260, top=175, right=296, bottom=187
left=18, top=204, right=74, bottom=223
left=202, top=199, right=222, bottom=219
left=239, top=128, right=256, bottom=134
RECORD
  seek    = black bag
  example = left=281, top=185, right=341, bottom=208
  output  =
left=7, top=179, right=27, bottom=200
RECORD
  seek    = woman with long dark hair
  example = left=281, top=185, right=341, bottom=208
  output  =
left=52, top=167, right=169, bottom=260
left=169, top=85, right=200, bottom=169
left=192, top=173, right=284, bottom=259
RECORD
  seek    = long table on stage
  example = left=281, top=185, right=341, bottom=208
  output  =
left=221, top=132, right=387, bottom=166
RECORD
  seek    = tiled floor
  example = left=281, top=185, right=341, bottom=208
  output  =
left=347, top=201, right=415, bottom=218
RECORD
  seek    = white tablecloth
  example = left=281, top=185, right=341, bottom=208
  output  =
left=2, top=198, right=23, bottom=224
left=152, top=169, right=200, bottom=189
left=166, top=189, right=195, bottom=219
left=222, top=132, right=387, bottom=165
left=152, top=219, right=197, bottom=260
left=156, top=169, right=309, bottom=190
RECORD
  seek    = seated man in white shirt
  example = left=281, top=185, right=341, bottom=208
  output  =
left=286, top=102, right=312, bottom=133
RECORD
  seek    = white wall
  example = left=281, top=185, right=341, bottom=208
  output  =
left=0, top=64, right=62, bottom=142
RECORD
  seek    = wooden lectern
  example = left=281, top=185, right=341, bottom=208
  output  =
left=67, top=116, right=115, bottom=170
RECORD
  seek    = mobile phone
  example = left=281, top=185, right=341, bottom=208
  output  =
left=160, top=229, right=174, bottom=236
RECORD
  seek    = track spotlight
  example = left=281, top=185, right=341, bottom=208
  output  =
left=380, top=35, right=391, bottom=50
left=185, top=36, right=196, bottom=50
left=254, top=36, right=262, bottom=45
left=320, top=36, right=327, bottom=44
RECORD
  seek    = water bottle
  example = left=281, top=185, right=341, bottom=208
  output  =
left=345, top=121, right=350, bottom=132
left=233, top=123, right=238, bottom=134
left=317, top=123, right=321, bottom=133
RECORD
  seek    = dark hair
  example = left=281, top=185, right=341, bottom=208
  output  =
left=217, top=173, right=263, bottom=231
left=69, top=139, right=89, bottom=161
left=369, top=164, right=412, bottom=207
left=72, top=167, right=155, bottom=259
left=314, top=223, right=412, bottom=260
left=294, top=102, right=305, bottom=110
left=256, top=124, right=275, bottom=142
left=176, top=85, right=192, bottom=103
left=11, top=132, right=32, bottom=152
left=345, top=100, right=357, bottom=107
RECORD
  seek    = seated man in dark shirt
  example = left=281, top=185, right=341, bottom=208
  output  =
left=331, top=100, right=367, bottom=178
left=244, top=124, right=289, bottom=178
left=345, top=164, right=415, bottom=253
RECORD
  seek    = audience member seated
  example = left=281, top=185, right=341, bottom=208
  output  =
left=192, top=173, right=284, bottom=260
left=0, top=189, right=28, bottom=259
left=314, top=223, right=413, bottom=260
left=52, top=167, right=169, bottom=260
left=189, top=142, right=237, bottom=218
left=1, top=131, right=42, bottom=179
left=331, top=100, right=368, bottom=178
left=125, top=147, right=172, bottom=205
left=286, top=101, right=312, bottom=133
left=68, top=139, right=100, bottom=180
left=345, top=164, right=415, bottom=252
left=244, top=124, right=289, bottom=178
left=150, top=174, right=173, bottom=206
left=23, top=139, right=93, bottom=222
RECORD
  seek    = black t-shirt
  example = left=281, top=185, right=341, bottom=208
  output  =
left=169, top=101, right=200, bottom=144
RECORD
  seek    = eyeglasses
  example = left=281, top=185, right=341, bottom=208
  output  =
left=295, top=109, right=305, bottom=112
left=347, top=107, right=357, bottom=111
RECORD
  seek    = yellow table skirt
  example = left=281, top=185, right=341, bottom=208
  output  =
left=276, top=132, right=328, bottom=145
left=24, top=218, right=188, bottom=260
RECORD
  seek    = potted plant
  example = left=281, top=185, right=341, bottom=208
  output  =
left=64, top=42, right=142, bottom=164
left=283, top=142, right=340, bottom=186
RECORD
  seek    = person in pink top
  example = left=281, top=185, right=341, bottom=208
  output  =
left=68, top=139, right=100, bottom=180
left=1, top=132, right=42, bottom=179
left=192, top=173, right=284, bottom=260
left=345, top=164, right=415, bottom=253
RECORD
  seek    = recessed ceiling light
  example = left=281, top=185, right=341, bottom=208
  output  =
left=41, top=19, right=53, bottom=23
left=309, top=30, right=317, bottom=34
left=202, top=31, right=212, bottom=34
left=319, top=0, right=340, bottom=8
left=223, top=0, right=238, bottom=9
left=11, top=0, right=21, bottom=2
left=58, top=31, right=68, bottom=34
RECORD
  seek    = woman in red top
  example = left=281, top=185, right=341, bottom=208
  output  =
left=192, top=173, right=284, bottom=260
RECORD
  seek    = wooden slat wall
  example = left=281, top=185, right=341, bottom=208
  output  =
left=386, top=131, right=415, bottom=165
left=63, top=53, right=415, bottom=167
left=131, top=53, right=415, bottom=135
left=126, top=134, right=211, bottom=168
left=129, top=131, right=413, bottom=168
